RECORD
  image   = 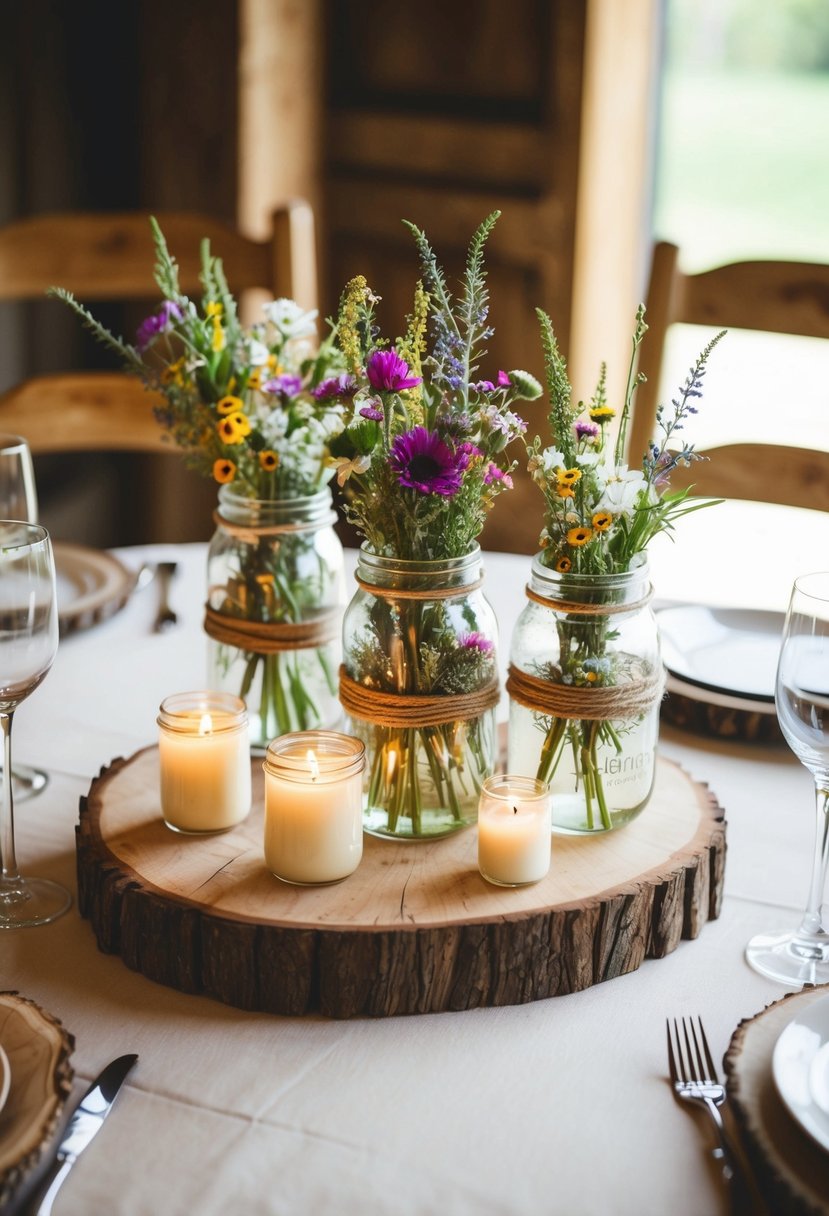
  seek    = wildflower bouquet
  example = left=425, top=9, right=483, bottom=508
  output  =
left=331, top=211, right=543, bottom=838
left=507, top=307, right=724, bottom=832
left=50, top=219, right=348, bottom=744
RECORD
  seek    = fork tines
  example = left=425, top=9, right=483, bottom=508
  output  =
left=667, top=1015, right=719, bottom=1085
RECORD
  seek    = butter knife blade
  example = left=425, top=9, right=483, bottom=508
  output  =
left=31, top=1053, right=138, bottom=1216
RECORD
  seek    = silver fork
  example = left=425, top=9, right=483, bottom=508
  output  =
left=667, top=1017, right=765, bottom=1212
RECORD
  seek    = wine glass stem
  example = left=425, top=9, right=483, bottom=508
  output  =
left=798, top=781, right=829, bottom=941
left=0, top=710, right=21, bottom=884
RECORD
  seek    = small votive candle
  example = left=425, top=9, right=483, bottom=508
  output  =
left=478, top=774, right=552, bottom=887
left=157, top=691, right=251, bottom=834
left=263, top=731, right=366, bottom=885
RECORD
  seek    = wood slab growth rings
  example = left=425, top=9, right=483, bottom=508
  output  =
left=0, top=993, right=74, bottom=1206
left=76, top=749, right=725, bottom=1019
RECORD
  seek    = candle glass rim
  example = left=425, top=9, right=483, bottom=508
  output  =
left=264, top=730, right=365, bottom=782
left=479, top=773, right=551, bottom=805
left=157, top=690, right=249, bottom=735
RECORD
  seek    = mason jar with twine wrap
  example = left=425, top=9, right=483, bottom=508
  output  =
left=507, top=553, right=664, bottom=834
left=205, top=485, right=345, bottom=747
left=340, top=545, right=500, bottom=840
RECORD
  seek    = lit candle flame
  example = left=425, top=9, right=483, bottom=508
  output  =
left=198, top=713, right=213, bottom=736
left=307, top=748, right=320, bottom=782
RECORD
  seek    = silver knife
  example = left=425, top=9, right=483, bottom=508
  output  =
left=30, top=1053, right=138, bottom=1216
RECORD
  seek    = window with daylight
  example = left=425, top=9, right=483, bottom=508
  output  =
left=650, top=0, right=829, bottom=452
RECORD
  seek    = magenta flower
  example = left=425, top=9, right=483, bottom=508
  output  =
left=359, top=404, right=384, bottom=422
left=136, top=301, right=182, bottom=352
left=366, top=350, right=421, bottom=393
left=389, top=427, right=466, bottom=497
left=313, top=374, right=358, bottom=401
left=497, top=369, right=511, bottom=387
left=484, top=462, right=513, bottom=488
left=458, top=631, right=494, bottom=654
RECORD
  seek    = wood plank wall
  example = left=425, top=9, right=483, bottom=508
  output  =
left=321, top=0, right=585, bottom=554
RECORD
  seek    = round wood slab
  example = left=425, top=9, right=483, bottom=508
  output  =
left=725, top=986, right=829, bottom=1216
left=76, top=748, right=725, bottom=1019
left=0, top=992, right=74, bottom=1207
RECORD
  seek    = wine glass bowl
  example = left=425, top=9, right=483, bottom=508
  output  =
left=746, top=570, right=829, bottom=985
left=0, top=521, right=70, bottom=928
left=0, top=433, right=49, bottom=801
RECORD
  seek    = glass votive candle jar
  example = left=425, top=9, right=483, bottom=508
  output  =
left=157, top=691, right=251, bottom=834
left=478, top=774, right=552, bottom=888
left=263, top=731, right=366, bottom=885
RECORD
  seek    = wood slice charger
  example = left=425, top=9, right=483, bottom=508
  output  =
left=76, top=748, right=725, bottom=1019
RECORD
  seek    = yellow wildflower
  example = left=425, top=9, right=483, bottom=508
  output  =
left=339, top=275, right=370, bottom=374
left=213, top=458, right=236, bottom=484
left=205, top=301, right=222, bottom=317
left=247, top=369, right=262, bottom=392
left=592, top=511, right=613, bottom=532
left=216, top=413, right=249, bottom=445
left=554, top=555, right=572, bottom=572
left=557, top=468, right=582, bottom=486
left=588, top=405, right=615, bottom=424
left=217, top=395, right=244, bottom=416
left=259, top=450, right=279, bottom=472
left=566, top=526, right=593, bottom=547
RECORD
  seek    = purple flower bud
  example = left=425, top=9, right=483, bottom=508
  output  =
left=136, top=300, right=182, bottom=352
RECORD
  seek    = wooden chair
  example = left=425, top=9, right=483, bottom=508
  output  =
left=626, top=241, right=829, bottom=511
left=0, top=203, right=318, bottom=456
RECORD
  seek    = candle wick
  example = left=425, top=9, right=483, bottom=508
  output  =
left=513, top=804, right=518, bottom=815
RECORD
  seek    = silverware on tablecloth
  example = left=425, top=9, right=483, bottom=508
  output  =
left=152, top=560, right=179, bottom=633
left=29, top=1053, right=138, bottom=1216
left=666, top=1016, right=767, bottom=1214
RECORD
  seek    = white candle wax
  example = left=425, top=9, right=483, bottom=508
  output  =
left=158, top=696, right=251, bottom=834
left=478, top=776, right=552, bottom=887
left=263, top=733, right=365, bottom=885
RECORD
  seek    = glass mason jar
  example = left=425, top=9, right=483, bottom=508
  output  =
left=206, top=486, right=345, bottom=749
left=157, top=690, right=251, bottom=835
left=507, top=554, right=662, bottom=835
left=341, top=544, right=500, bottom=841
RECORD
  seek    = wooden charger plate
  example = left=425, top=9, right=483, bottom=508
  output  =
left=725, top=986, right=829, bottom=1216
left=54, top=542, right=136, bottom=637
left=77, top=748, right=725, bottom=1019
left=0, top=992, right=74, bottom=1207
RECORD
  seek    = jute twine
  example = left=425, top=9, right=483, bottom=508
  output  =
left=214, top=509, right=338, bottom=545
left=204, top=604, right=341, bottom=653
left=506, top=663, right=665, bottom=721
left=339, top=666, right=500, bottom=728
left=524, top=583, right=655, bottom=615
left=352, top=575, right=484, bottom=601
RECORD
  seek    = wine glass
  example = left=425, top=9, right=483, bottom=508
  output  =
left=0, top=434, right=49, bottom=800
left=0, top=521, right=70, bottom=928
left=746, top=570, right=829, bottom=985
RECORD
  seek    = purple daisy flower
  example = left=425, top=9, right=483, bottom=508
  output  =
left=263, top=373, right=303, bottom=398
left=313, top=373, right=358, bottom=402
left=496, top=369, right=511, bottom=387
left=359, top=403, right=384, bottom=422
left=136, top=301, right=182, bottom=352
left=458, top=631, right=494, bottom=654
left=389, top=427, right=466, bottom=497
left=366, top=350, right=421, bottom=393
left=471, top=379, right=497, bottom=393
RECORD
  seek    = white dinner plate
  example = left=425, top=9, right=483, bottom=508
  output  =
left=656, top=604, right=784, bottom=703
left=0, top=1045, right=9, bottom=1116
left=772, top=989, right=829, bottom=1153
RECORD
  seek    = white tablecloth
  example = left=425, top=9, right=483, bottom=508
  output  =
left=3, top=500, right=829, bottom=1215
